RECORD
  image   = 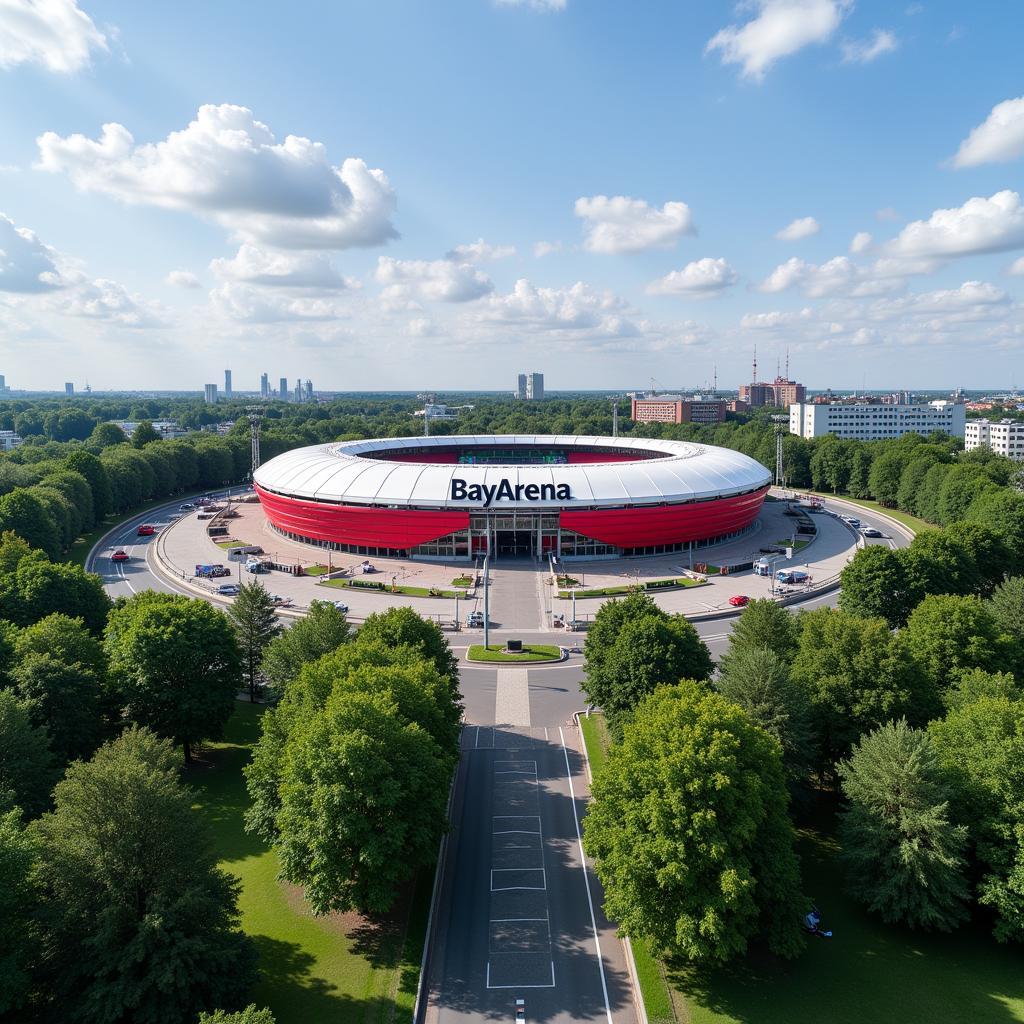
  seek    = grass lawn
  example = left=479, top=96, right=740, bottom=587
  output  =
left=558, top=578, right=705, bottom=599
left=302, top=564, right=331, bottom=576
left=320, top=578, right=459, bottom=599
left=451, top=576, right=474, bottom=587
left=467, top=643, right=563, bottom=663
left=578, top=712, right=1024, bottom=1024
left=805, top=491, right=933, bottom=535
left=190, top=703, right=429, bottom=1024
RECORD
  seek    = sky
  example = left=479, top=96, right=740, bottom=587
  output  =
left=1, top=0, right=1023, bottom=394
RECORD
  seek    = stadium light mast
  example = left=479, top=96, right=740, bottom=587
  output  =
left=770, top=414, right=788, bottom=488
left=612, top=398, right=619, bottom=438
left=246, top=406, right=264, bottom=478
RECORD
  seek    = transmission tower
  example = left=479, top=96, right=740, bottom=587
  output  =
left=246, top=406, right=264, bottom=477
left=770, top=414, right=788, bottom=487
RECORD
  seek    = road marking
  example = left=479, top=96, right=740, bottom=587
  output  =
left=559, top=726, right=614, bottom=1024
left=485, top=961, right=555, bottom=990
left=495, top=668, right=531, bottom=727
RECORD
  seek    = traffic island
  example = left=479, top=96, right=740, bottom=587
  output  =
left=467, top=644, right=565, bottom=664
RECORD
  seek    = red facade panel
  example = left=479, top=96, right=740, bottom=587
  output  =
left=560, top=487, right=769, bottom=548
left=255, top=486, right=469, bottom=549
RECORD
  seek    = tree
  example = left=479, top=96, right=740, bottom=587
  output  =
left=5, top=558, right=112, bottom=633
left=988, top=575, right=1024, bottom=644
left=929, top=697, right=1024, bottom=942
left=226, top=580, right=282, bottom=702
left=105, top=593, right=241, bottom=762
left=583, top=612, right=713, bottom=729
left=63, top=448, right=113, bottom=521
left=903, top=594, right=1017, bottom=688
left=838, top=545, right=918, bottom=627
left=715, top=645, right=815, bottom=794
left=88, top=421, right=128, bottom=449
left=0, top=529, right=37, bottom=575
left=718, top=597, right=800, bottom=666
left=199, top=1008, right=276, bottom=1024
left=130, top=419, right=161, bottom=448
left=945, top=668, right=1021, bottom=711
left=847, top=448, right=874, bottom=499
left=868, top=450, right=908, bottom=506
left=246, top=650, right=459, bottom=914
left=0, top=690, right=59, bottom=817
left=902, top=528, right=980, bottom=599
left=14, top=611, right=107, bottom=678
left=356, top=606, right=459, bottom=683
left=30, top=727, right=256, bottom=1023
left=0, top=488, right=60, bottom=559
left=260, top=599, right=351, bottom=692
left=41, top=467, right=95, bottom=531
left=583, top=591, right=665, bottom=686
left=896, top=451, right=945, bottom=516
left=915, top=462, right=952, bottom=525
left=790, top=608, right=937, bottom=770
left=966, top=489, right=1024, bottom=577
left=943, top=520, right=1010, bottom=597
left=582, top=681, right=804, bottom=963
left=837, top=720, right=969, bottom=931
left=936, top=465, right=995, bottom=527
left=0, top=807, right=37, bottom=1015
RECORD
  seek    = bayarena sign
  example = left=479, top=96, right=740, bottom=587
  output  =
left=252, top=434, right=772, bottom=560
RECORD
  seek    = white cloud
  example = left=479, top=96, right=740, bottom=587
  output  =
left=210, top=244, right=349, bottom=289
left=61, top=278, right=166, bottom=327
left=407, top=317, right=438, bottom=337
left=706, top=0, right=851, bottom=80
left=574, top=195, right=693, bottom=254
left=759, top=255, right=908, bottom=297
left=849, top=231, right=873, bottom=254
left=495, top=0, right=566, bottom=9
left=646, top=257, right=738, bottom=296
left=1008, top=256, right=1024, bottom=276
left=0, top=0, right=107, bottom=73
left=741, top=307, right=814, bottom=330
left=951, top=97, right=1024, bottom=169
left=776, top=216, right=820, bottom=241
left=841, top=29, right=898, bottom=63
left=884, top=190, right=1024, bottom=261
left=533, top=240, right=562, bottom=258
left=37, top=104, right=398, bottom=250
left=209, top=282, right=346, bottom=323
left=876, top=206, right=902, bottom=222
left=375, top=256, right=493, bottom=303
left=165, top=270, right=201, bottom=289
left=444, top=238, right=516, bottom=263
left=0, top=213, right=64, bottom=292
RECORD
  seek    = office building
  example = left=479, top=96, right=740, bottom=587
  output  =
left=630, top=394, right=727, bottom=425
left=224, top=369, right=232, bottom=399
left=966, top=419, right=1024, bottom=461
left=789, top=400, right=966, bottom=440
left=525, top=372, right=544, bottom=400
left=0, top=374, right=6, bottom=393
left=0, top=430, right=24, bottom=451
left=304, top=379, right=313, bottom=402
left=260, top=373, right=269, bottom=399
left=279, top=376, right=288, bottom=401
left=107, top=420, right=188, bottom=441
left=204, top=383, right=218, bottom=404
left=64, top=382, right=74, bottom=396
left=516, top=374, right=528, bottom=400
left=294, top=378, right=303, bottom=403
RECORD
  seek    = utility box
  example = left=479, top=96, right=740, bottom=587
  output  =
left=507, top=639, right=523, bottom=653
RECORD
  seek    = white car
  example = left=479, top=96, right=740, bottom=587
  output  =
left=466, top=611, right=485, bottom=627
left=332, top=601, right=349, bottom=613
left=216, top=583, right=240, bottom=596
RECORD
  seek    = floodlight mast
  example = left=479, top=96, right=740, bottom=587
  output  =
left=246, top=406, right=264, bottom=477
left=770, top=414, right=789, bottom=488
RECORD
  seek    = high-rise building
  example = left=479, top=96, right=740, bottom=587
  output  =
left=516, top=373, right=528, bottom=400
left=204, top=383, right=218, bottom=404
left=966, top=419, right=1024, bottom=461
left=526, top=372, right=544, bottom=400
left=279, top=376, right=288, bottom=401
left=0, top=374, right=6, bottom=393
left=224, top=369, right=233, bottom=398
left=739, top=348, right=806, bottom=407
left=303, top=379, right=313, bottom=402
left=64, top=382, right=74, bottom=395
left=260, top=372, right=269, bottom=398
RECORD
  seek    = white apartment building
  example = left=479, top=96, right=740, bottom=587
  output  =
left=965, top=419, right=1024, bottom=460
left=789, top=400, right=966, bottom=440
left=0, top=430, right=24, bottom=451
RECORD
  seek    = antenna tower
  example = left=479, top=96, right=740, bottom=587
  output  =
left=752, top=345, right=758, bottom=386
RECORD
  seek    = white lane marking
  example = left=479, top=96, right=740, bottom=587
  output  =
left=559, top=726, right=614, bottom=1024
left=485, top=961, right=556, bottom=990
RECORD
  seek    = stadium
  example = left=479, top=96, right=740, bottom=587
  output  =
left=252, top=435, right=772, bottom=561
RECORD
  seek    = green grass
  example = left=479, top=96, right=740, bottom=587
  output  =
left=190, top=703, right=428, bottom=1024
left=804, top=491, right=933, bottom=535
left=558, top=578, right=705, bottom=599
left=773, top=538, right=812, bottom=551
left=319, top=578, right=459, bottom=599
left=467, top=644, right=563, bottom=662
left=302, top=564, right=331, bottom=576
left=451, top=576, right=474, bottom=587
left=578, top=713, right=610, bottom=777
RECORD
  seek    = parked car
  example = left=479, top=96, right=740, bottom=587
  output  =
left=111, top=549, right=130, bottom=562
left=178, top=503, right=195, bottom=512
left=777, top=570, right=811, bottom=585
left=216, top=583, right=240, bottom=596
left=466, top=611, right=485, bottom=627
left=269, top=594, right=293, bottom=607
left=728, top=594, right=750, bottom=607
left=332, top=601, right=349, bottom=613
left=861, top=526, right=883, bottom=538
left=195, top=563, right=230, bottom=578
left=136, top=524, right=155, bottom=536
left=244, top=559, right=269, bottom=574
left=167, top=513, right=182, bottom=521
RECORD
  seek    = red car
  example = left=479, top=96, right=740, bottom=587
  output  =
left=111, top=549, right=130, bottom=563
left=728, top=594, right=750, bottom=607
left=137, top=524, right=155, bottom=536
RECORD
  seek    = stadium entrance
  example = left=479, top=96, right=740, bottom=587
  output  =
left=470, top=512, right=559, bottom=560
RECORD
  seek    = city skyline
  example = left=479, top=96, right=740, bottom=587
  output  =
left=1, top=1, right=1023, bottom=390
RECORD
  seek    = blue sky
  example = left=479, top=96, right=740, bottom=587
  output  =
left=1, top=0, right=1023, bottom=392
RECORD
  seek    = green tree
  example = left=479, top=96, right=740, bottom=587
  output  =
left=63, top=448, right=113, bottom=521
left=583, top=681, right=804, bottom=963
left=0, top=690, right=59, bottom=817
left=14, top=611, right=107, bottom=678
left=837, top=720, right=969, bottom=931
left=130, top=420, right=161, bottom=448
left=896, top=451, right=945, bottom=516
left=226, top=580, right=282, bottom=702
left=846, top=448, right=874, bottom=499
left=104, top=593, right=241, bottom=763
left=988, top=575, right=1024, bottom=644
left=966, top=489, right=1024, bottom=576
left=839, top=544, right=918, bottom=627
left=0, top=807, right=37, bottom=1015
left=809, top=437, right=852, bottom=493
left=945, top=668, right=1021, bottom=711
left=930, top=697, right=1024, bottom=942
left=936, top=465, right=995, bottom=527
left=943, top=520, right=1010, bottom=597
left=31, top=727, right=256, bottom=1023
left=4, top=558, right=111, bottom=633
left=867, top=449, right=908, bottom=506
left=41, top=467, right=95, bottom=531
left=718, top=597, right=800, bottom=666
left=0, top=488, right=60, bottom=559
left=790, top=608, right=937, bottom=770
left=583, top=591, right=664, bottom=684
left=356, top=606, right=459, bottom=683
left=903, top=594, right=1017, bottom=688
left=88, top=421, right=128, bottom=449
left=260, top=599, right=352, bottom=692
left=199, top=1008, right=276, bottom=1024
left=0, top=529, right=37, bottom=574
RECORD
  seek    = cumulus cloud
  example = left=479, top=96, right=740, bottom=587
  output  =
left=776, top=216, right=821, bottom=241
left=375, top=256, right=493, bottom=303
left=1008, top=256, right=1024, bottom=276
left=407, top=317, right=439, bottom=337
left=849, top=231, right=873, bottom=254
left=210, top=244, right=349, bottom=289
left=165, top=270, right=201, bottom=289
left=646, top=257, right=738, bottom=296
left=760, top=255, right=913, bottom=297
left=574, top=195, right=693, bottom=254
left=876, top=206, right=902, bottom=222
left=534, top=240, right=562, bottom=258
left=209, top=282, right=346, bottom=323
left=951, top=97, right=1024, bottom=168
left=0, top=0, right=107, bottom=73
left=0, top=213, right=64, bottom=292
left=706, top=0, right=850, bottom=80
left=883, top=190, right=1024, bottom=261
left=444, top=238, right=516, bottom=263
left=841, top=29, right=898, bottom=63
left=61, top=278, right=166, bottom=327
left=495, top=0, right=566, bottom=10
left=37, top=104, right=398, bottom=250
